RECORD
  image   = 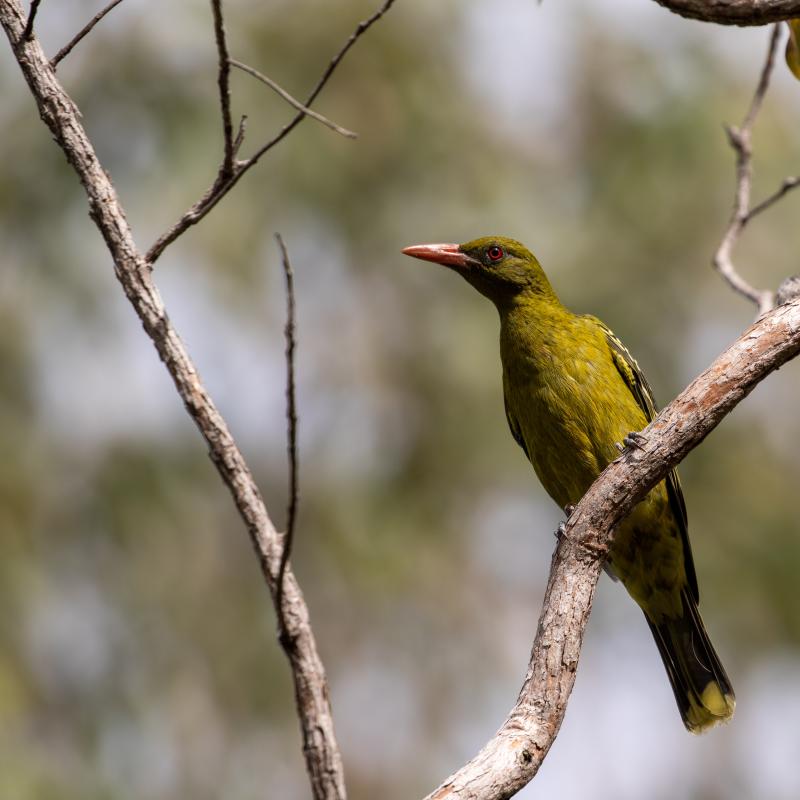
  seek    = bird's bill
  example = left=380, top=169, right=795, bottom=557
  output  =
left=401, top=242, right=473, bottom=269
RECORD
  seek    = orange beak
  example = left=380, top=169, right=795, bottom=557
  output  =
left=401, top=243, right=475, bottom=269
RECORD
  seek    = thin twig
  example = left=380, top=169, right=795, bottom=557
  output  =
left=22, top=0, right=40, bottom=40
left=145, top=0, right=396, bottom=265
left=233, top=114, right=247, bottom=156
left=748, top=175, right=800, bottom=221
left=50, top=0, right=125, bottom=68
left=713, top=24, right=782, bottom=316
left=275, top=233, right=299, bottom=640
left=231, top=59, right=357, bottom=139
left=742, top=25, right=779, bottom=130
left=211, top=0, right=235, bottom=179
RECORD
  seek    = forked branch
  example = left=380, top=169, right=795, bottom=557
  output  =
left=713, top=24, right=800, bottom=314
left=145, top=0, right=396, bottom=265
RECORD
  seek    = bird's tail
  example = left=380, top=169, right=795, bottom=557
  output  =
left=646, top=588, right=735, bottom=733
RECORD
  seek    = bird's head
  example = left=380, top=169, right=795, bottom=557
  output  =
left=401, top=236, right=556, bottom=307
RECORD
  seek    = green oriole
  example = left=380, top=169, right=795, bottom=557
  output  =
left=402, top=235, right=735, bottom=733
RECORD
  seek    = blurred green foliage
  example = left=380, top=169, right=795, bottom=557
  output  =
left=1, top=1, right=799, bottom=798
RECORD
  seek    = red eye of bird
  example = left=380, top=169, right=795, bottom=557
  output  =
left=487, top=245, right=504, bottom=262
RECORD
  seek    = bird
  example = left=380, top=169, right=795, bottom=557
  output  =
left=402, top=235, right=735, bottom=733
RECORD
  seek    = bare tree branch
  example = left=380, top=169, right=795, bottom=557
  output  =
left=21, top=0, right=39, bottom=40
left=0, top=4, right=345, bottom=798
left=50, top=0, right=125, bottom=69
left=231, top=59, right=358, bottom=139
left=145, top=0, right=396, bottom=266
left=653, top=0, right=800, bottom=25
left=713, top=24, right=789, bottom=315
left=275, top=233, right=300, bottom=640
left=211, top=0, right=235, bottom=180
left=424, top=297, right=800, bottom=800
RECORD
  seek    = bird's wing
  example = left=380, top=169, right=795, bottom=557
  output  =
left=504, top=392, right=529, bottom=460
left=597, top=319, right=699, bottom=602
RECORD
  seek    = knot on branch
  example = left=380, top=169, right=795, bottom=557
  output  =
left=724, top=123, right=750, bottom=157
left=556, top=520, right=611, bottom=564
left=776, top=275, right=800, bottom=305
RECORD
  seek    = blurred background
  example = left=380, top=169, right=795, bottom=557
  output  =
left=2, top=0, right=800, bottom=797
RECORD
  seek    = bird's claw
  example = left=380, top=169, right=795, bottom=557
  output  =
left=563, top=504, right=575, bottom=518
left=623, top=430, right=648, bottom=450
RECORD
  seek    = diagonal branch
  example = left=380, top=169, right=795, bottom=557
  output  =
left=748, top=174, right=800, bottom=220
left=424, top=297, right=800, bottom=800
left=231, top=59, right=357, bottom=139
left=50, top=0, right=125, bottom=69
left=145, top=0, right=396, bottom=266
left=0, top=4, right=345, bottom=798
left=712, top=24, right=800, bottom=316
left=653, top=0, right=800, bottom=25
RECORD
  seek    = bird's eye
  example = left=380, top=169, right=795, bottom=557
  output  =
left=487, top=245, right=504, bottom=262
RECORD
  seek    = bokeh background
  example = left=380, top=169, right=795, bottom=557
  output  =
left=2, top=1, right=800, bottom=798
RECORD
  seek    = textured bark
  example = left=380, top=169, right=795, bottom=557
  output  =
left=426, top=299, right=800, bottom=799
left=653, top=0, right=800, bottom=25
left=0, top=4, right=346, bottom=798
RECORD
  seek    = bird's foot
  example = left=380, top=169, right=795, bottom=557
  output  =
left=623, top=430, right=648, bottom=450
left=563, top=504, right=575, bottom=518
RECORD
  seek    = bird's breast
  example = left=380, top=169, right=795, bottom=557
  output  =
left=501, top=321, right=645, bottom=508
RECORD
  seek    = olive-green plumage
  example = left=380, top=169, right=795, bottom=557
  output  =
left=403, top=235, right=735, bottom=733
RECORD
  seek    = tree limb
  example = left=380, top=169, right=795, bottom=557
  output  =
left=425, top=296, right=800, bottom=800
left=653, top=0, right=800, bottom=25
left=713, top=25, right=800, bottom=314
left=0, top=3, right=345, bottom=798
left=713, top=24, right=782, bottom=314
